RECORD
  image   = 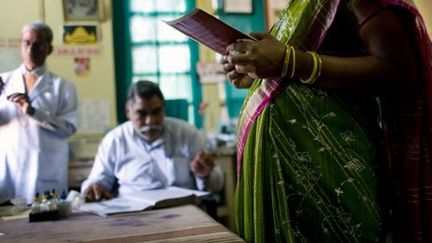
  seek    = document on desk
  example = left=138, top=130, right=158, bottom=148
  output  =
left=78, top=186, right=209, bottom=217
left=164, top=8, right=255, bottom=55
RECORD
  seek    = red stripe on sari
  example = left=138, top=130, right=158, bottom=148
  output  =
left=376, top=0, right=432, bottom=241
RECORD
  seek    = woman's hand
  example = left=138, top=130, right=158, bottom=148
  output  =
left=226, top=32, right=286, bottom=80
left=220, top=55, right=254, bottom=88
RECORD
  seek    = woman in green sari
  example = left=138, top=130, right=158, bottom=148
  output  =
left=221, top=0, right=432, bottom=242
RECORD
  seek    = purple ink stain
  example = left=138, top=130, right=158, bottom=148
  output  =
left=109, top=218, right=148, bottom=227
left=160, top=214, right=180, bottom=219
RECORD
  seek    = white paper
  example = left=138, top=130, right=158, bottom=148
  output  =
left=78, top=197, right=153, bottom=217
left=78, top=186, right=209, bottom=217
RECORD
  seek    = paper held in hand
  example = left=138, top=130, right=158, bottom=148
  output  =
left=164, top=8, right=255, bottom=55
left=78, top=186, right=209, bottom=217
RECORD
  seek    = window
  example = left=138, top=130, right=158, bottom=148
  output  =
left=113, top=0, right=202, bottom=126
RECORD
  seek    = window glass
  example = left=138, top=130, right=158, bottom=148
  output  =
left=156, top=16, right=188, bottom=41
left=156, top=0, right=186, bottom=12
left=129, top=0, right=196, bottom=124
left=132, top=46, right=158, bottom=73
left=158, top=45, right=190, bottom=73
left=130, top=0, right=155, bottom=13
left=132, top=75, right=159, bottom=83
left=130, top=16, right=156, bottom=42
left=159, top=74, right=192, bottom=100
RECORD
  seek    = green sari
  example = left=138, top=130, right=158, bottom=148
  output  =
left=234, top=0, right=383, bottom=242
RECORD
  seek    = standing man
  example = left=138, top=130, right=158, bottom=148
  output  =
left=0, top=21, right=78, bottom=204
left=81, top=80, right=223, bottom=201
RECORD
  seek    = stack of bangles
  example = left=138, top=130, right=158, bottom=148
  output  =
left=281, top=46, right=322, bottom=85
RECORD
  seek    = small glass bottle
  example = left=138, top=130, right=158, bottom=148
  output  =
left=31, top=192, right=41, bottom=213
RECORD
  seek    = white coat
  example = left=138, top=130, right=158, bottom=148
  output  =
left=0, top=65, right=78, bottom=204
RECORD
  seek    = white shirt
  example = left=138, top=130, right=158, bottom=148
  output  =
left=0, top=64, right=78, bottom=204
left=81, top=118, right=224, bottom=196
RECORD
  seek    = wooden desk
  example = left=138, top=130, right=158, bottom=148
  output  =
left=0, top=205, right=245, bottom=243
left=69, top=147, right=238, bottom=231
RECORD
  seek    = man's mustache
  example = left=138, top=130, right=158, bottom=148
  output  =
left=139, top=124, right=163, bottom=133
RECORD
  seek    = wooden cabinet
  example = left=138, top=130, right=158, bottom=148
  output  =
left=213, top=149, right=237, bottom=231
left=68, top=159, right=94, bottom=190
left=68, top=134, right=102, bottom=190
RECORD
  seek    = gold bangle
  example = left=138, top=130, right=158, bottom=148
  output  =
left=281, top=46, right=291, bottom=78
left=315, top=52, right=322, bottom=82
left=289, top=46, right=296, bottom=79
left=300, top=51, right=321, bottom=84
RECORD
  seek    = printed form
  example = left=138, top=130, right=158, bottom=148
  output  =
left=164, top=8, right=255, bottom=55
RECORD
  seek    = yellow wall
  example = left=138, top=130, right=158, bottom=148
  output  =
left=0, top=0, right=117, bottom=136
left=415, top=0, right=432, bottom=38
left=196, top=0, right=224, bottom=133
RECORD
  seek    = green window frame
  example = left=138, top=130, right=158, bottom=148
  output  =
left=113, top=0, right=202, bottom=127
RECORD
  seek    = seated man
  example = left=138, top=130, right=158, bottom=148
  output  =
left=81, top=80, right=224, bottom=201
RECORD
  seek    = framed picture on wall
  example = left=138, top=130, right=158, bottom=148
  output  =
left=224, top=0, right=253, bottom=14
left=63, top=25, right=99, bottom=44
left=63, top=0, right=105, bottom=21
